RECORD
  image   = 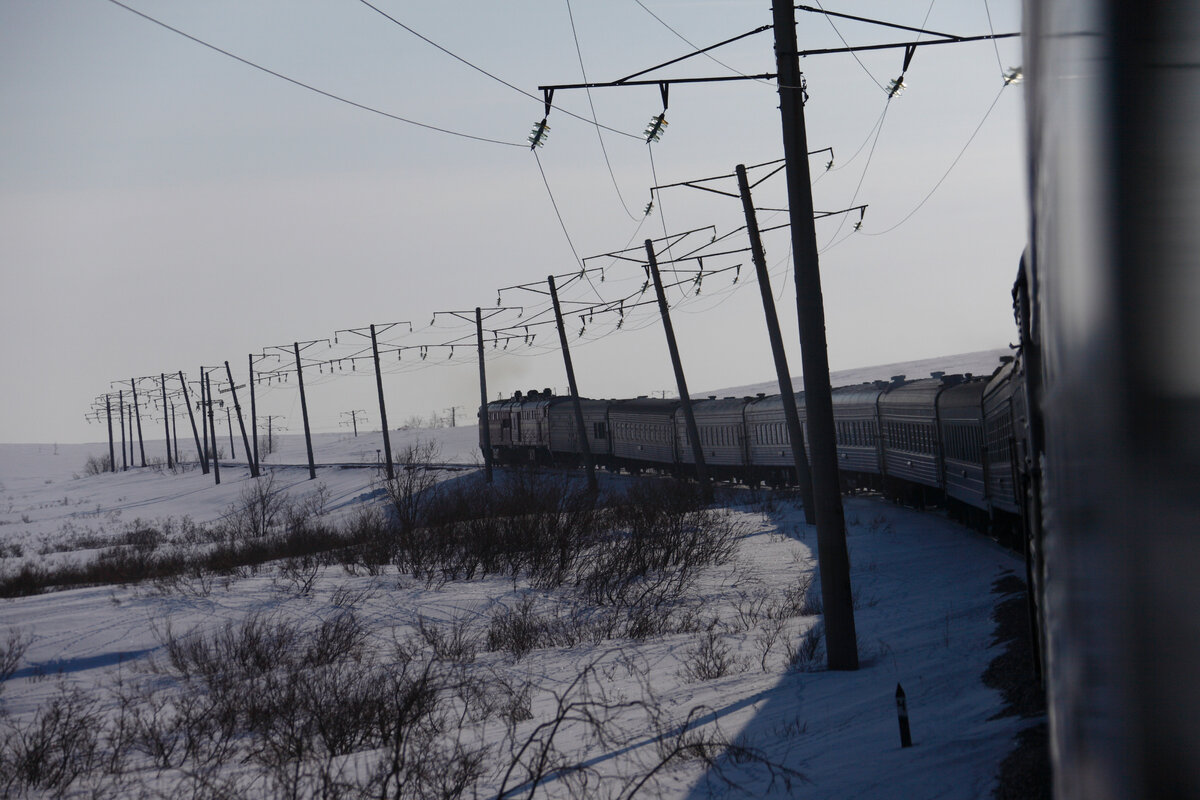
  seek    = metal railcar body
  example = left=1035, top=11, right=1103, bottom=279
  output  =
left=744, top=392, right=805, bottom=482
left=608, top=398, right=679, bottom=471
left=936, top=377, right=989, bottom=514
left=546, top=398, right=613, bottom=462
left=981, top=359, right=1023, bottom=516
left=675, top=397, right=752, bottom=477
left=831, top=383, right=886, bottom=488
left=878, top=376, right=954, bottom=500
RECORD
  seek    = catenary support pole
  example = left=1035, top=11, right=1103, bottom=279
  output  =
left=225, top=361, right=257, bottom=477
left=645, top=240, right=711, bottom=497
left=170, top=401, right=179, bottom=467
left=160, top=374, right=173, bottom=469
left=118, top=391, right=127, bottom=471
left=736, top=164, right=815, bottom=521
left=200, top=369, right=211, bottom=471
left=106, top=395, right=116, bottom=473
left=131, top=378, right=146, bottom=467
left=476, top=307, right=494, bottom=484
left=206, top=372, right=220, bottom=485
left=773, top=0, right=858, bottom=669
left=370, top=324, right=395, bottom=480
left=249, top=354, right=259, bottom=472
left=548, top=275, right=598, bottom=493
left=225, top=408, right=235, bottom=459
left=294, top=342, right=316, bottom=480
left=180, top=371, right=206, bottom=472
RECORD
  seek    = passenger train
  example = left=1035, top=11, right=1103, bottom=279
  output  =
left=480, top=344, right=1032, bottom=546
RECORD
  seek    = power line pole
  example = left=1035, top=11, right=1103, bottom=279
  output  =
left=170, top=400, right=179, bottom=467
left=159, top=373, right=173, bottom=470
left=371, top=325, right=394, bottom=479
left=224, top=360, right=257, bottom=477
left=340, top=410, right=367, bottom=438
left=548, top=274, right=598, bottom=494
left=206, top=371, right=220, bottom=485
left=293, top=342, right=317, bottom=480
left=118, top=390, right=127, bottom=471
left=736, top=163, right=816, bottom=520
left=199, top=369, right=211, bottom=472
left=179, top=371, right=206, bottom=472
left=773, top=0, right=857, bottom=669
left=130, top=378, right=146, bottom=467
left=645, top=239, right=710, bottom=497
left=105, top=394, right=115, bottom=473
left=476, top=307, right=494, bottom=484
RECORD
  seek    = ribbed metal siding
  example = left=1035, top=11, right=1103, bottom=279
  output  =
left=676, top=398, right=751, bottom=466
left=938, top=380, right=988, bottom=509
left=879, top=379, right=943, bottom=489
left=832, top=384, right=885, bottom=476
left=547, top=399, right=612, bottom=457
left=610, top=399, right=679, bottom=466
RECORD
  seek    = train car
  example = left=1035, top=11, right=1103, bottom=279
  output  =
left=936, top=377, right=989, bottom=517
left=878, top=375, right=954, bottom=502
left=981, top=359, right=1022, bottom=517
left=831, top=382, right=886, bottom=489
left=608, top=398, right=679, bottom=471
left=744, top=392, right=804, bottom=484
left=674, top=396, right=753, bottom=479
left=483, top=395, right=522, bottom=461
left=511, top=389, right=557, bottom=461
left=546, top=397, right=613, bottom=464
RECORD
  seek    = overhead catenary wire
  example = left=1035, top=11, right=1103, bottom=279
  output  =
left=102, top=0, right=525, bottom=148
left=355, top=0, right=641, bottom=140
left=861, top=82, right=1009, bottom=236
left=564, top=0, right=640, bottom=220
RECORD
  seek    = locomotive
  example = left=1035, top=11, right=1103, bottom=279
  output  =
left=481, top=346, right=1032, bottom=545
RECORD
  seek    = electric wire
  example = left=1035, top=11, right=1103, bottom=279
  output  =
left=532, top=149, right=604, bottom=302
left=630, top=0, right=777, bottom=88
left=355, top=0, right=641, bottom=140
left=102, top=0, right=525, bottom=148
left=980, top=0, right=1007, bottom=78
left=811, top=0, right=886, bottom=93
left=819, top=97, right=892, bottom=251
left=861, top=82, right=1008, bottom=236
left=564, top=0, right=640, bottom=220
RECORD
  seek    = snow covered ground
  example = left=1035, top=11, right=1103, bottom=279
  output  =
left=0, top=349, right=1040, bottom=798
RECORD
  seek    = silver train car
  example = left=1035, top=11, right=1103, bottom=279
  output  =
left=481, top=360, right=1028, bottom=542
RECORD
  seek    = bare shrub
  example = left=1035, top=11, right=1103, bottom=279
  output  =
left=225, top=472, right=290, bottom=539
left=82, top=453, right=112, bottom=476
left=788, top=621, right=826, bottom=672
left=679, top=629, right=744, bottom=683
left=0, top=684, right=102, bottom=796
left=0, top=627, right=31, bottom=693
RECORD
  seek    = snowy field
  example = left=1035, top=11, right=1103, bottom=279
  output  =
left=0, top=350, right=1041, bottom=798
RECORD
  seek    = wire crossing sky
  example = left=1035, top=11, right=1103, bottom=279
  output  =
left=0, top=0, right=1024, bottom=444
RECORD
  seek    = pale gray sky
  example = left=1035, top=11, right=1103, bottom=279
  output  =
left=0, top=0, right=1024, bottom=444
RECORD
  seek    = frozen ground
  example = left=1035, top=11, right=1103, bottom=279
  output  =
left=0, top=349, right=1041, bottom=798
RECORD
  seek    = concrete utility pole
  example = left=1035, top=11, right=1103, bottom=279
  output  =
left=118, top=390, right=127, bottom=471
left=159, top=374, right=173, bottom=469
left=548, top=274, right=598, bottom=494
left=772, top=0, right=857, bottom=669
left=105, top=395, right=116, bottom=473
left=476, top=307, right=494, bottom=484
left=179, top=371, right=206, bottom=472
left=224, top=361, right=257, bottom=477
left=736, top=164, right=816, bottom=521
left=130, top=378, right=146, bottom=467
left=371, top=325, right=395, bottom=480
left=645, top=239, right=710, bottom=497
left=293, top=342, right=317, bottom=480
left=206, top=371, right=220, bottom=485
